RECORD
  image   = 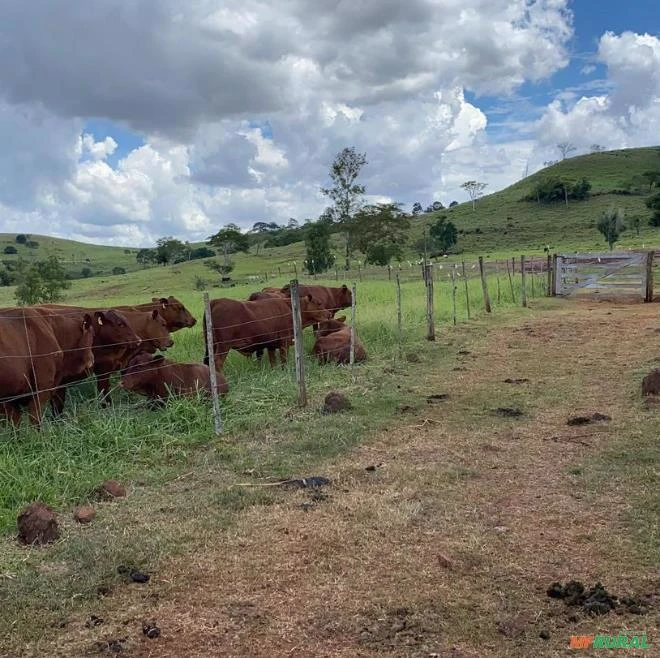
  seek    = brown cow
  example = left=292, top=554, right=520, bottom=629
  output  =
left=113, top=296, right=196, bottom=331
left=279, top=284, right=352, bottom=316
left=31, top=308, right=142, bottom=416
left=203, top=295, right=331, bottom=370
left=37, top=305, right=173, bottom=401
left=120, top=353, right=228, bottom=399
left=0, top=308, right=96, bottom=425
left=247, top=290, right=286, bottom=302
left=312, top=316, right=367, bottom=365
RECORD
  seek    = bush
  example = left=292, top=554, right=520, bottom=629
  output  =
left=15, top=234, right=27, bottom=244
left=112, top=266, right=126, bottom=275
left=25, top=240, right=39, bottom=249
left=0, top=270, right=13, bottom=286
left=81, top=267, right=93, bottom=278
left=3, top=245, right=17, bottom=254
left=194, top=276, right=207, bottom=290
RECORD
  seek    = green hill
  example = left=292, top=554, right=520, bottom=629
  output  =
left=0, top=146, right=658, bottom=305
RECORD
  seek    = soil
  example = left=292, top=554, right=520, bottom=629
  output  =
left=16, top=502, right=59, bottom=546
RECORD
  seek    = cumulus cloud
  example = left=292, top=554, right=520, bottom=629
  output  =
left=536, top=31, right=660, bottom=154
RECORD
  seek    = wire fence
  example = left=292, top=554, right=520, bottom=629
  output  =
left=0, top=252, right=563, bottom=431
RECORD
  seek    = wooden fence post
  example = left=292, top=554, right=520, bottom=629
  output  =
left=520, top=255, right=527, bottom=307
left=425, top=263, right=435, bottom=340
left=495, top=260, right=501, bottom=304
left=546, top=254, right=552, bottom=296
left=396, top=273, right=403, bottom=354
left=511, top=256, right=515, bottom=275
left=288, top=280, right=307, bottom=407
left=478, top=257, right=492, bottom=313
left=203, top=292, right=223, bottom=435
left=644, top=251, right=655, bottom=302
left=461, top=260, right=471, bottom=320
left=278, top=266, right=281, bottom=277
left=551, top=254, right=558, bottom=296
left=387, top=264, right=392, bottom=281
left=506, top=258, right=516, bottom=303
left=451, top=266, right=457, bottom=325
left=350, top=283, right=357, bottom=370
left=530, top=259, right=535, bottom=297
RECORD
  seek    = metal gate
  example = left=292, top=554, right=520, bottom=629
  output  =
left=554, top=251, right=649, bottom=298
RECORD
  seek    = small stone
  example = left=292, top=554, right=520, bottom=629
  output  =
left=97, top=480, right=126, bottom=499
left=73, top=504, right=96, bottom=524
left=642, top=368, right=660, bottom=396
left=437, top=552, right=455, bottom=569
left=142, top=621, right=161, bottom=638
left=322, top=392, right=352, bottom=414
left=539, top=629, right=550, bottom=640
left=17, top=502, right=59, bottom=546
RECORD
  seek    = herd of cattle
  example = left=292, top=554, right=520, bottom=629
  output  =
left=0, top=284, right=366, bottom=426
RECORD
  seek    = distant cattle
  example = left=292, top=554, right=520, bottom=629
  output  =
left=120, top=353, right=228, bottom=399
left=203, top=295, right=331, bottom=369
left=312, top=316, right=367, bottom=365
left=112, top=296, right=196, bottom=332
left=0, top=308, right=96, bottom=425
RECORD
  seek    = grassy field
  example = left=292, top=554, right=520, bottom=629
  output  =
left=1, top=146, right=659, bottom=297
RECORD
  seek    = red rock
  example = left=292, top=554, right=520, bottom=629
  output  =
left=17, top=502, right=59, bottom=545
left=97, top=480, right=126, bottom=499
left=642, top=369, right=660, bottom=396
left=73, top=504, right=96, bottom=524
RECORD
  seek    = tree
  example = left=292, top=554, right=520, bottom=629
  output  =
left=642, top=171, right=660, bottom=193
left=630, top=216, right=642, bottom=236
left=449, top=201, right=459, bottom=208
left=248, top=221, right=279, bottom=256
left=136, top=248, right=157, bottom=268
left=4, top=245, right=17, bottom=254
left=411, top=202, right=423, bottom=215
left=14, top=256, right=71, bottom=305
left=348, top=203, right=410, bottom=265
left=15, top=234, right=27, bottom=244
left=557, top=142, right=577, bottom=159
left=524, top=177, right=591, bottom=204
left=596, top=207, right=625, bottom=250
left=204, top=260, right=234, bottom=276
left=646, top=193, right=660, bottom=227
left=460, top=181, right=487, bottom=210
left=304, top=221, right=335, bottom=274
left=321, top=146, right=368, bottom=269
left=189, top=246, right=216, bottom=260
left=112, top=266, right=126, bottom=275
left=208, top=224, right=250, bottom=266
left=590, top=144, right=606, bottom=153
left=432, top=201, right=444, bottom=211
left=428, top=215, right=458, bottom=255
left=81, top=267, right=93, bottom=278
left=155, top=237, right=185, bottom=265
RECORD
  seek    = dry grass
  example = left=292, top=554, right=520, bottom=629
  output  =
left=4, top=298, right=659, bottom=657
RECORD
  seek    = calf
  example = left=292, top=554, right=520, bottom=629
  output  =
left=120, top=353, right=228, bottom=399
left=312, top=316, right=367, bottom=365
left=0, top=308, right=95, bottom=425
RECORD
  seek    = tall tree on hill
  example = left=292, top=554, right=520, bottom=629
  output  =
left=460, top=180, right=487, bottom=210
left=321, top=146, right=367, bottom=269
left=590, top=144, right=606, bottom=153
left=208, top=224, right=250, bottom=267
left=14, top=256, right=71, bottom=305
left=155, top=237, right=185, bottom=265
left=557, top=142, right=577, bottom=160
left=411, top=202, right=423, bottom=215
left=597, top=207, right=626, bottom=250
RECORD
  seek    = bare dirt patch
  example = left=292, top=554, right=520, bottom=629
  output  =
left=9, top=300, right=660, bottom=657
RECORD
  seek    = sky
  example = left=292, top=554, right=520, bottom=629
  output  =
left=0, top=1, right=658, bottom=247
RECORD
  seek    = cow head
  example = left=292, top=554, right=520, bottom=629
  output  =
left=334, top=284, right=353, bottom=310
left=79, top=313, right=96, bottom=372
left=314, top=315, right=347, bottom=338
left=94, top=310, right=141, bottom=351
left=120, top=354, right=165, bottom=390
left=152, top=295, right=197, bottom=329
left=145, top=309, right=175, bottom=351
left=300, top=294, right=332, bottom=326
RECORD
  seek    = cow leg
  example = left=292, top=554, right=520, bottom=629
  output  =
left=27, top=392, right=51, bottom=426
left=213, top=350, right=228, bottom=373
left=51, top=388, right=67, bottom=417
left=96, top=373, right=113, bottom=407
left=1, top=402, right=22, bottom=426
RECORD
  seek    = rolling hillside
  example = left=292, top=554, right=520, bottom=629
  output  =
left=0, top=146, right=658, bottom=305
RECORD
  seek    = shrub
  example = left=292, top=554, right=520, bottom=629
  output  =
left=112, top=266, right=126, bottom=275
left=3, top=245, right=17, bottom=254
left=194, top=276, right=207, bottom=290
left=81, top=267, right=93, bottom=278
left=15, top=234, right=27, bottom=244
left=25, top=240, right=39, bottom=249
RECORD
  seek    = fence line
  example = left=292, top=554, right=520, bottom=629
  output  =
left=0, top=252, right=565, bottom=427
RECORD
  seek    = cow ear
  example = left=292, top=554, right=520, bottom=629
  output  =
left=94, top=311, right=105, bottom=326
left=306, top=294, right=313, bottom=302
left=337, top=315, right=347, bottom=323
left=82, top=313, right=93, bottom=330
left=342, top=284, right=348, bottom=290
left=159, top=297, right=168, bottom=308
left=151, top=309, right=159, bottom=319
